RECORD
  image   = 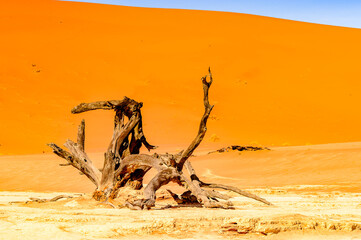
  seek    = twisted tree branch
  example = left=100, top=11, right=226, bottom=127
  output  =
left=177, top=67, right=214, bottom=171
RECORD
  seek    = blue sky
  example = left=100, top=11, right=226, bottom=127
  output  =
left=62, top=0, right=361, bottom=29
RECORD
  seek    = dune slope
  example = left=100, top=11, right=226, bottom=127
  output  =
left=1, top=1, right=361, bottom=154
left=1, top=143, right=361, bottom=192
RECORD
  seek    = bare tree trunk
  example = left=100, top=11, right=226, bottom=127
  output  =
left=94, top=111, right=141, bottom=200
left=48, top=68, right=272, bottom=209
left=176, top=67, right=214, bottom=171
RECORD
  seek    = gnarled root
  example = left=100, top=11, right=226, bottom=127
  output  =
left=125, top=168, right=182, bottom=210
left=201, top=182, right=272, bottom=206
left=184, top=160, right=272, bottom=206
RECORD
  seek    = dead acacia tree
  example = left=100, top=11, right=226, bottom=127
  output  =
left=48, top=68, right=272, bottom=209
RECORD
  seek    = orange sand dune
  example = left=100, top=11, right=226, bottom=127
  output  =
left=1, top=143, right=361, bottom=192
left=1, top=0, right=361, bottom=155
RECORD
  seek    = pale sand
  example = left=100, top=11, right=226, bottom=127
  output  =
left=2, top=189, right=361, bottom=239
left=1, top=143, right=361, bottom=239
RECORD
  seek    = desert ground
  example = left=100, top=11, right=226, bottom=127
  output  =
left=1, top=143, right=361, bottom=239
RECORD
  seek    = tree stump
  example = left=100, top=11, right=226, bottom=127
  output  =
left=48, top=68, right=272, bottom=209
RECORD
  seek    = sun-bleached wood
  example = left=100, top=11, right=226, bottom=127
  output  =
left=48, top=142, right=101, bottom=187
left=77, top=119, right=85, bottom=151
left=176, top=67, right=214, bottom=171
left=49, top=68, right=272, bottom=209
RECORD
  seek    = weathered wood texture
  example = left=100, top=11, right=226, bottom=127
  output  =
left=49, top=68, right=272, bottom=209
left=47, top=141, right=101, bottom=187
left=77, top=119, right=85, bottom=151
left=176, top=67, right=214, bottom=171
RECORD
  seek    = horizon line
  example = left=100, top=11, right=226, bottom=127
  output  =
left=60, top=0, right=361, bottom=30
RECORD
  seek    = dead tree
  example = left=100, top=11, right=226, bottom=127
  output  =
left=48, top=68, right=272, bottom=209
